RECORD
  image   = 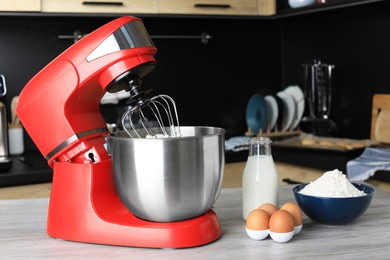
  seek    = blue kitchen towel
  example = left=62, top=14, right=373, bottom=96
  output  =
left=225, top=136, right=251, bottom=152
left=347, top=147, right=390, bottom=181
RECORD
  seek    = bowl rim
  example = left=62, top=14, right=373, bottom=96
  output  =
left=293, top=182, right=375, bottom=199
left=110, top=126, right=226, bottom=140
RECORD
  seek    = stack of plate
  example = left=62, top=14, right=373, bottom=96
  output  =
left=246, top=85, right=305, bottom=134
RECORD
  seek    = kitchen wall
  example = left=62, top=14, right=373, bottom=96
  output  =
left=0, top=0, right=389, bottom=151
left=0, top=15, right=280, bottom=150
left=281, top=0, right=390, bottom=138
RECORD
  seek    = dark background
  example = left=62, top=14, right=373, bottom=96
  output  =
left=0, top=0, right=390, bottom=152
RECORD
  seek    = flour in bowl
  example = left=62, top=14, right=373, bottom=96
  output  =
left=299, top=169, right=366, bottom=197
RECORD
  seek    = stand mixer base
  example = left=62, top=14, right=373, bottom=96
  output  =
left=47, top=159, right=222, bottom=248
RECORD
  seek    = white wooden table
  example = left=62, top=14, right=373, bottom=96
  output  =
left=1, top=185, right=390, bottom=259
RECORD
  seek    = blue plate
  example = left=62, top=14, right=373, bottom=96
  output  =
left=246, top=94, right=267, bottom=134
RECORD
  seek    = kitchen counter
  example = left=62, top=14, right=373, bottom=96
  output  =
left=1, top=185, right=390, bottom=258
left=0, top=150, right=52, bottom=188
left=1, top=161, right=390, bottom=200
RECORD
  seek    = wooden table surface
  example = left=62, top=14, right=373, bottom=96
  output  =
left=1, top=185, right=389, bottom=258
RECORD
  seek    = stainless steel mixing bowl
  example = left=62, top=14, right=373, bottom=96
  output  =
left=109, top=126, right=225, bottom=222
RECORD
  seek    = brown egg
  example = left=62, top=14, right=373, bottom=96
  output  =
left=269, top=210, right=294, bottom=233
left=246, top=209, right=270, bottom=230
left=259, top=203, right=278, bottom=216
left=281, top=202, right=302, bottom=226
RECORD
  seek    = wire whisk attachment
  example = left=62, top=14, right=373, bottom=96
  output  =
left=121, top=94, right=182, bottom=138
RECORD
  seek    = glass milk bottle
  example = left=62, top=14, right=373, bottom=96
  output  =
left=242, top=137, right=279, bottom=220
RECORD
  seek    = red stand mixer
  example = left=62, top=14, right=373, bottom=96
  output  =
left=16, top=16, right=222, bottom=248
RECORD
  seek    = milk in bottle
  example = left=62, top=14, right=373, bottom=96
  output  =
left=242, top=137, right=279, bottom=220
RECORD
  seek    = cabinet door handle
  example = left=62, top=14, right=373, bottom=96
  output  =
left=193, top=3, right=231, bottom=9
left=82, top=1, right=124, bottom=6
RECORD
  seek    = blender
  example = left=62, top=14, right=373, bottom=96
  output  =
left=301, top=60, right=336, bottom=136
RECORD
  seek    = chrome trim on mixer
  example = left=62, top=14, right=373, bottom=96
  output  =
left=86, top=20, right=154, bottom=62
left=46, top=128, right=109, bottom=161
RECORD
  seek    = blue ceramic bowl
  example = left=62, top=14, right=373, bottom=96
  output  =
left=293, top=183, right=375, bottom=225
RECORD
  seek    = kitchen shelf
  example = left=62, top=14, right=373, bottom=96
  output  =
left=276, top=0, right=386, bottom=18
left=0, top=0, right=387, bottom=20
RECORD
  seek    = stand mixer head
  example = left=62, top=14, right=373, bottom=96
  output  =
left=17, top=16, right=158, bottom=166
left=16, top=16, right=222, bottom=248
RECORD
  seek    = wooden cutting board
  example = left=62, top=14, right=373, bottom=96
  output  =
left=274, top=134, right=372, bottom=151
left=371, top=94, right=390, bottom=144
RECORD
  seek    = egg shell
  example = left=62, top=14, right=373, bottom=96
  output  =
left=258, top=203, right=278, bottom=216
left=246, top=209, right=270, bottom=231
left=281, top=202, right=303, bottom=226
left=269, top=210, right=295, bottom=233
